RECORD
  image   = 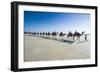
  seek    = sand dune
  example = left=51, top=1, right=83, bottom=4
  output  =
left=24, top=34, right=90, bottom=62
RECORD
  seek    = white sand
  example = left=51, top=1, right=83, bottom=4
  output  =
left=24, top=34, right=90, bottom=62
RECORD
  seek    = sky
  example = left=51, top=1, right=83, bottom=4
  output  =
left=24, top=11, right=91, bottom=34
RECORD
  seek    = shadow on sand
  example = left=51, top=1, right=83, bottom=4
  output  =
left=39, top=36, right=85, bottom=44
left=61, top=39, right=75, bottom=44
left=76, top=41, right=85, bottom=44
left=42, top=37, right=75, bottom=44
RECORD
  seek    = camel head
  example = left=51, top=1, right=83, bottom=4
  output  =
left=81, top=31, right=85, bottom=35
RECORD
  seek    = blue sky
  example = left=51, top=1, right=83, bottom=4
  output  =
left=24, top=11, right=90, bottom=33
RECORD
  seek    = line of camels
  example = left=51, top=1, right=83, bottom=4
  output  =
left=25, top=31, right=87, bottom=41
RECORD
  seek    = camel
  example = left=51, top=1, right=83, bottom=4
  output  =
left=73, top=31, right=85, bottom=40
left=47, top=32, right=51, bottom=36
left=40, top=32, right=42, bottom=36
left=67, top=31, right=85, bottom=41
left=67, top=31, right=73, bottom=38
left=42, top=32, right=45, bottom=36
left=52, top=32, right=58, bottom=36
left=32, top=32, right=36, bottom=36
left=59, top=32, right=66, bottom=37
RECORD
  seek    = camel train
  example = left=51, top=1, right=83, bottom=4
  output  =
left=25, top=31, right=87, bottom=41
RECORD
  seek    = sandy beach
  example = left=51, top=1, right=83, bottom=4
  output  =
left=24, top=34, right=91, bottom=62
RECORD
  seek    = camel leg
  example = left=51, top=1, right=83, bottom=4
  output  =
left=76, top=36, right=80, bottom=41
left=79, top=37, right=80, bottom=41
left=73, top=36, right=74, bottom=40
left=77, top=36, right=80, bottom=41
left=67, top=35, right=69, bottom=38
